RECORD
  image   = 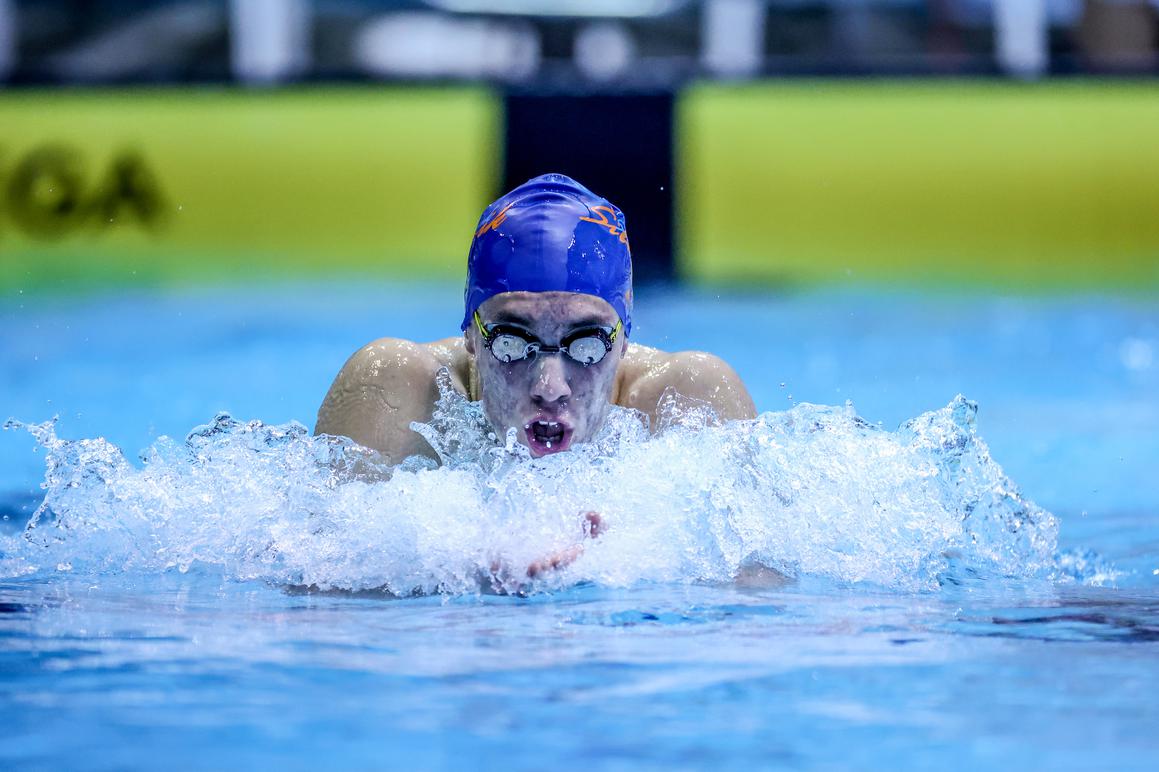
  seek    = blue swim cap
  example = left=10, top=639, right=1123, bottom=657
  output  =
left=462, top=173, right=633, bottom=335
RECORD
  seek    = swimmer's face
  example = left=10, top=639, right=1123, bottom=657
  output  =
left=466, top=291, right=628, bottom=457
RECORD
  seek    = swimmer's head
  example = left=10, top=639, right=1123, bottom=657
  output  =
left=462, top=174, right=633, bottom=457
left=462, top=173, right=632, bottom=336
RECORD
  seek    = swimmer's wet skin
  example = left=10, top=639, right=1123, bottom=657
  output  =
left=315, top=174, right=756, bottom=580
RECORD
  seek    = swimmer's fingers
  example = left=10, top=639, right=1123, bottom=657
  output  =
left=522, top=511, right=601, bottom=578
left=526, top=544, right=584, bottom=579
left=582, top=511, right=603, bottom=538
left=502, top=513, right=602, bottom=585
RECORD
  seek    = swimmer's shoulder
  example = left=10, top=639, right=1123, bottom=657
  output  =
left=332, top=335, right=468, bottom=386
left=314, top=336, right=469, bottom=458
left=324, top=336, right=455, bottom=383
left=616, top=343, right=757, bottom=421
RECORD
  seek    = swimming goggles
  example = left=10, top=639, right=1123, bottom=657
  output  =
left=473, top=310, right=621, bottom=366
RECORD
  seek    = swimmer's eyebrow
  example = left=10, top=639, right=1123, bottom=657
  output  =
left=485, top=312, right=612, bottom=330
left=564, top=316, right=614, bottom=330
left=485, top=311, right=536, bottom=327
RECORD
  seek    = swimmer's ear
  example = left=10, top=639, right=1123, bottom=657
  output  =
left=619, top=337, right=628, bottom=356
left=464, top=329, right=476, bottom=356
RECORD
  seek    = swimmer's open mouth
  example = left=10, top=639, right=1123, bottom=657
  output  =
left=524, top=419, right=573, bottom=456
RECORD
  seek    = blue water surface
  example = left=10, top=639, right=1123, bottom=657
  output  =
left=1, top=280, right=1157, bottom=769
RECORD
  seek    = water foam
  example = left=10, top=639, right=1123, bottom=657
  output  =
left=2, top=372, right=1092, bottom=593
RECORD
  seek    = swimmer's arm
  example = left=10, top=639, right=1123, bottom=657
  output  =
left=314, top=338, right=446, bottom=463
left=623, top=350, right=757, bottom=425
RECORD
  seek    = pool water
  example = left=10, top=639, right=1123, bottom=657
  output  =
left=1, top=281, right=1157, bottom=769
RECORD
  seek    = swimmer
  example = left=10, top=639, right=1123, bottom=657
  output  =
left=315, top=174, right=756, bottom=585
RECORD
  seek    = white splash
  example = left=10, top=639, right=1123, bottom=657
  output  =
left=1, top=373, right=1086, bottom=594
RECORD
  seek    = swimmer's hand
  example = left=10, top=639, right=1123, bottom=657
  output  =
left=526, top=512, right=602, bottom=579
left=486, top=512, right=602, bottom=593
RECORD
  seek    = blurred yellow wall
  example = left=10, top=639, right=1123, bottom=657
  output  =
left=0, top=88, right=498, bottom=291
left=680, top=81, right=1159, bottom=291
left=4, top=82, right=1158, bottom=293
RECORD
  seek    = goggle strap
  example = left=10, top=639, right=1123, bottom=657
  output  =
left=473, top=309, right=490, bottom=341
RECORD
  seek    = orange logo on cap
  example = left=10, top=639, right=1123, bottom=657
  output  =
left=579, top=205, right=631, bottom=253
left=476, top=201, right=631, bottom=256
left=475, top=201, right=516, bottom=238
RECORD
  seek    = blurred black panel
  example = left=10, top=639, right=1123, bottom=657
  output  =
left=503, top=92, right=674, bottom=282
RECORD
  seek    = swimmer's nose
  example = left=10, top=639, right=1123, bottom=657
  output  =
left=530, top=353, right=571, bottom=405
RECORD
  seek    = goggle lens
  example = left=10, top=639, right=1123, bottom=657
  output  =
left=475, top=312, right=619, bottom=367
left=490, top=333, right=534, bottom=363
left=565, top=336, right=608, bottom=365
